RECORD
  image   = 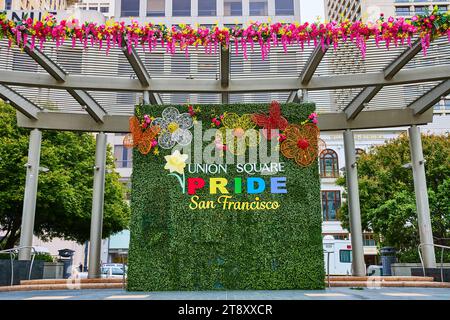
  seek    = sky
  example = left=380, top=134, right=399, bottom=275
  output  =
left=300, top=0, right=325, bottom=22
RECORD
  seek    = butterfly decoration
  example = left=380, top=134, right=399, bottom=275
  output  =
left=123, top=116, right=161, bottom=155
left=251, top=101, right=289, bottom=140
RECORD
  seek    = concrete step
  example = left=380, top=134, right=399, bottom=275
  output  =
left=328, top=276, right=434, bottom=282
left=329, top=281, right=450, bottom=288
left=0, top=282, right=124, bottom=292
left=20, top=278, right=124, bottom=286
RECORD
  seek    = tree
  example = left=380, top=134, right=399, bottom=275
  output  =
left=336, top=133, right=450, bottom=262
left=0, top=101, right=130, bottom=249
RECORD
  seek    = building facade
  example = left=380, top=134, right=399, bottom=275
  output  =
left=0, top=0, right=72, bottom=10
left=113, top=0, right=301, bottom=24
left=325, top=0, right=450, bottom=23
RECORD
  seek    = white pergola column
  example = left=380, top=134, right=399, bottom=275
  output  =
left=408, top=125, right=436, bottom=268
left=18, top=129, right=42, bottom=260
left=343, top=129, right=366, bottom=276
left=88, top=132, right=107, bottom=278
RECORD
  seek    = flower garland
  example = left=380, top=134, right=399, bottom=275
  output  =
left=0, top=8, right=448, bottom=59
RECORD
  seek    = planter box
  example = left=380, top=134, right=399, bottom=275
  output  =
left=411, top=268, right=450, bottom=282
left=391, top=263, right=450, bottom=278
left=43, top=262, right=64, bottom=279
left=391, top=263, right=423, bottom=276
left=0, top=260, right=44, bottom=286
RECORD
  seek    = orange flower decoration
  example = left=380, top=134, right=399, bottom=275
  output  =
left=281, top=123, right=323, bottom=167
left=123, top=116, right=160, bottom=155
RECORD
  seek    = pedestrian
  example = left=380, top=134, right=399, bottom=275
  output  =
left=79, top=263, right=83, bottom=272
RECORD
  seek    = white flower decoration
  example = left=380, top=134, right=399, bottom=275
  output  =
left=153, top=107, right=193, bottom=149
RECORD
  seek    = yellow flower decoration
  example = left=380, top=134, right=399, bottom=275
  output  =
left=164, top=150, right=188, bottom=174
left=216, top=113, right=260, bottom=155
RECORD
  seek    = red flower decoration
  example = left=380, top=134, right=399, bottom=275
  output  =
left=252, top=101, right=289, bottom=140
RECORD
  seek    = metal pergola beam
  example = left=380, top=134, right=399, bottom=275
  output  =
left=287, top=90, right=301, bottom=103
left=16, top=108, right=433, bottom=133
left=2, top=65, right=448, bottom=93
left=384, top=39, right=422, bottom=80
left=220, top=46, right=230, bottom=104
left=23, top=45, right=106, bottom=121
left=301, top=45, right=329, bottom=85
left=67, top=89, right=107, bottom=123
left=120, top=39, right=162, bottom=105
left=287, top=46, right=328, bottom=103
left=24, top=43, right=67, bottom=82
left=408, top=80, right=450, bottom=115
left=344, top=85, right=383, bottom=120
left=120, top=42, right=151, bottom=86
left=0, top=84, right=41, bottom=119
left=344, top=39, right=423, bottom=119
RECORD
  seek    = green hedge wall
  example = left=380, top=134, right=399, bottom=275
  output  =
left=127, top=103, right=325, bottom=291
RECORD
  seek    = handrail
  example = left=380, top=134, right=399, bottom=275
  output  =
left=418, top=243, right=450, bottom=283
left=0, top=246, right=37, bottom=286
left=323, top=250, right=331, bottom=288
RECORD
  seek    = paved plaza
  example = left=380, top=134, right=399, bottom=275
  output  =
left=0, top=287, right=449, bottom=300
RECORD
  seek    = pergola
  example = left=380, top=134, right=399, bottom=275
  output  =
left=0, top=33, right=449, bottom=278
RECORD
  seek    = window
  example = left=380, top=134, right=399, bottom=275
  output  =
left=147, top=0, right=165, bottom=17
left=198, top=0, right=216, bottom=16
left=5, top=0, right=12, bottom=10
left=173, top=0, right=191, bottom=16
left=120, top=179, right=132, bottom=201
left=395, top=6, right=411, bottom=16
left=114, top=145, right=133, bottom=168
left=320, top=149, right=339, bottom=178
left=363, top=234, right=377, bottom=246
left=249, top=0, right=268, bottom=16
left=121, top=0, right=140, bottom=17
left=224, top=0, right=242, bottom=16
left=444, top=99, right=450, bottom=110
left=100, top=6, right=109, bottom=13
left=275, top=0, right=294, bottom=15
left=322, top=191, right=341, bottom=221
left=437, top=6, right=448, bottom=13
left=323, top=234, right=349, bottom=240
left=339, top=250, right=352, bottom=263
left=89, top=5, right=98, bottom=11
left=414, top=6, right=426, bottom=15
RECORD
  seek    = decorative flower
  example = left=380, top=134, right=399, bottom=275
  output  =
left=211, top=114, right=224, bottom=128
left=251, top=101, right=288, bottom=140
left=164, top=150, right=188, bottom=174
left=153, top=107, right=194, bottom=149
left=280, top=124, right=321, bottom=167
left=301, top=112, right=319, bottom=125
left=123, top=116, right=160, bottom=155
left=216, top=113, right=259, bottom=155
left=0, top=11, right=447, bottom=61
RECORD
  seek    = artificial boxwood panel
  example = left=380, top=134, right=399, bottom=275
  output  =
left=127, top=103, right=325, bottom=291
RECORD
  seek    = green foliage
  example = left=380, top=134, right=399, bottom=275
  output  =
left=0, top=252, right=54, bottom=262
left=127, top=103, right=325, bottom=291
left=337, top=133, right=450, bottom=262
left=0, top=101, right=130, bottom=249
